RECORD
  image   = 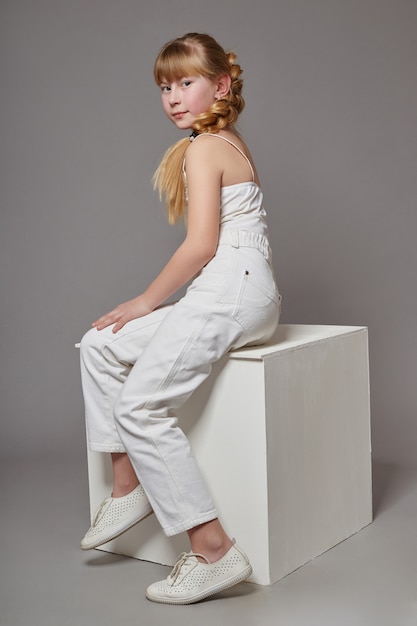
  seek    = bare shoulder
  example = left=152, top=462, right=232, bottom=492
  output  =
left=185, top=133, right=221, bottom=158
left=185, top=132, right=248, bottom=165
left=185, top=130, right=258, bottom=186
left=184, top=134, right=223, bottom=174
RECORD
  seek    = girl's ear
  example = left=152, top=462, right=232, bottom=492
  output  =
left=215, top=74, right=231, bottom=99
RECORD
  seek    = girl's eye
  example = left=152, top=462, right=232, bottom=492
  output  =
left=182, top=80, right=192, bottom=87
left=161, top=85, right=171, bottom=93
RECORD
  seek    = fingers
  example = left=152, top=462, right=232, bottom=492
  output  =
left=91, top=297, right=151, bottom=334
left=92, top=306, right=132, bottom=333
left=108, top=313, right=127, bottom=333
left=92, top=308, right=122, bottom=331
left=111, top=319, right=126, bottom=333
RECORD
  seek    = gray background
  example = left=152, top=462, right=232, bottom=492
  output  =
left=1, top=0, right=416, bottom=467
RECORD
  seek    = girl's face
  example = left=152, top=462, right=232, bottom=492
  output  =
left=159, top=74, right=224, bottom=130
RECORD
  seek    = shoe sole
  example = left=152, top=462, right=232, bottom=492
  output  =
left=145, top=563, right=253, bottom=605
left=80, top=506, right=153, bottom=551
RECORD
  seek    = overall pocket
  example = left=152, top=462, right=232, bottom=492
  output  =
left=217, top=246, right=281, bottom=342
left=233, top=268, right=281, bottom=333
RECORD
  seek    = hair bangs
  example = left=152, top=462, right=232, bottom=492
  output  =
left=154, top=42, right=211, bottom=85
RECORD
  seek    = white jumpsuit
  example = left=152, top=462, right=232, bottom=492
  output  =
left=80, top=134, right=281, bottom=536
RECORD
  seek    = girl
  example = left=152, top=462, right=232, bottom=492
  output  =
left=79, top=32, right=281, bottom=605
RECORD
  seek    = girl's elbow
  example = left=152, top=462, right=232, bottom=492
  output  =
left=201, top=243, right=217, bottom=264
left=186, top=239, right=217, bottom=266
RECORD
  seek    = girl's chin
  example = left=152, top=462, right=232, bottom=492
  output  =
left=173, top=121, right=193, bottom=131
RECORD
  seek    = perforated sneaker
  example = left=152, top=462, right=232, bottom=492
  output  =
left=145, top=540, right=252, bottom=605
left=80, top=484, right=152, bottom=550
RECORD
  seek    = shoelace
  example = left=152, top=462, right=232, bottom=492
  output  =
left=170, top=551, right=210, bottom=584
left=91, top=498, right=111, bottom=526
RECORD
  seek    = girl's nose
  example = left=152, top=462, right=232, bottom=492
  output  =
left=168, top=87, right=180, bottom=106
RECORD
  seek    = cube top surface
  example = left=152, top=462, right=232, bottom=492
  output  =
left=230, top=324, right=367, bottom=361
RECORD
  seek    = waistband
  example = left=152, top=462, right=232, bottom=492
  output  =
left=217, top=230, right=271, bottom=259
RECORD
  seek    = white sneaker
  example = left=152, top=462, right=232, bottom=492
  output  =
left=80, top=484, right=152, bottom=550
left=145, top=541, right=252, bottom=605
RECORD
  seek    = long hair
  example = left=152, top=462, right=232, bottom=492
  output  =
left=152, top=33, right=245, bottom=224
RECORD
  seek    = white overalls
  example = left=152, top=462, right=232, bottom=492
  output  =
left=80, top=134, right=281, bottom=536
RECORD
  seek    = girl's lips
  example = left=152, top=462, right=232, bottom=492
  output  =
left=173, top=112, right=186, bottom=118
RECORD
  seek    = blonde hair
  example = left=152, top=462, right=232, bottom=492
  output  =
left=152, top=33, right=245, bottom=224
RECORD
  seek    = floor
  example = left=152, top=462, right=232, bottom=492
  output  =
left=1, top=456, right=417, bottom=626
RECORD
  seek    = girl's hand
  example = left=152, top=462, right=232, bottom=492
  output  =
left=92, top=296, right=153, bottom=333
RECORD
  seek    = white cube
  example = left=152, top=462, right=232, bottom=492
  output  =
left=85, top=324, right=372, bottom=585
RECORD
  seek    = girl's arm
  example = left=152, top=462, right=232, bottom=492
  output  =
left=93, top=138, right=222, bottom=332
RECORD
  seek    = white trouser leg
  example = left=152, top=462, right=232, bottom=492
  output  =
left=112, top=298, right=249, bottom=536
